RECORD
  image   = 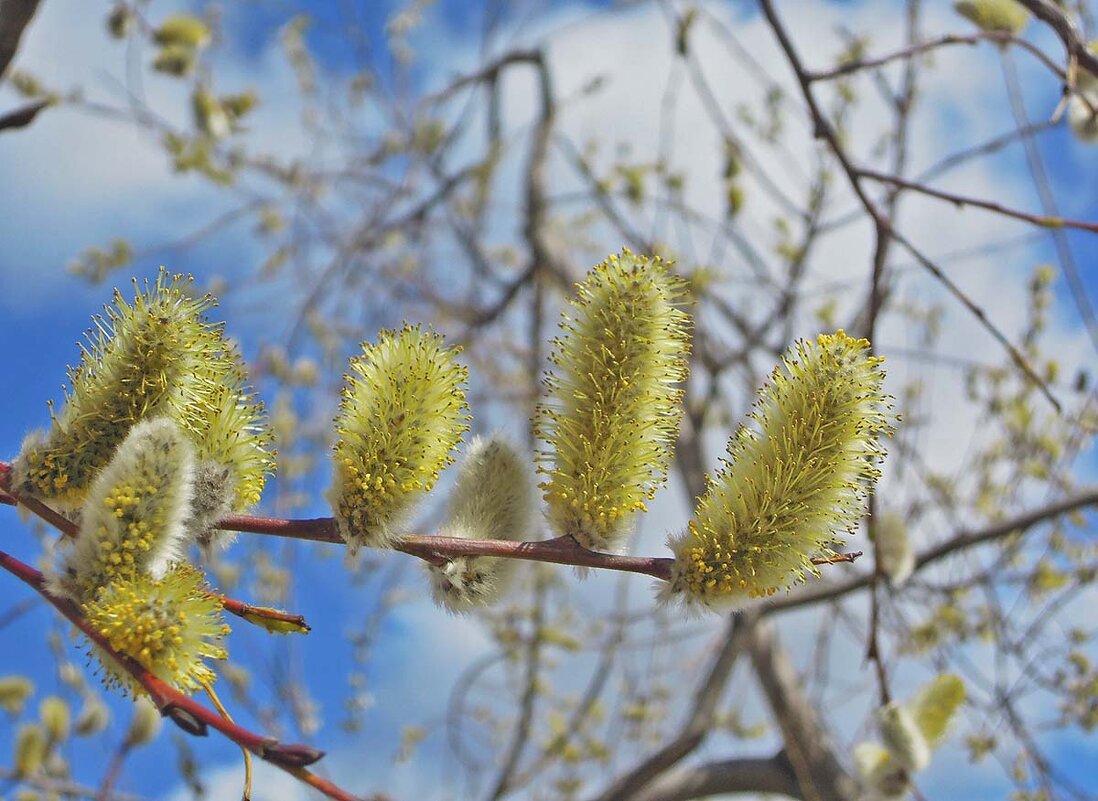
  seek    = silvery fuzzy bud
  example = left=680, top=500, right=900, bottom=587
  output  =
left=427, top=436, right=535, bottom=612
left=0, top=675, right=34, bottom=714
left=875, top=511, right=915, bottom=587
left=47, top=418, right=195, bottom=602
left=14, top=724, right=47, bottom=777
left=39, top=696, right=70, bottom=742
left=879, top=702, right=931, bottom=773
left=124, top=696, right=162, bottom=747
left=74, top=698, right=110, bottom=736
left=853, top=742, right=910, bottom=799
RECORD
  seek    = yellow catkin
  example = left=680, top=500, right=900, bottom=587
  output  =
left=83, top=564, right=229, bottom=697
left=663, top=331, right=893, bottom=610
left=13, top=269, right=273, bottom=515
left=330, top=324, right=469, bottom=550
left=537, top=250, right=691, bottom=552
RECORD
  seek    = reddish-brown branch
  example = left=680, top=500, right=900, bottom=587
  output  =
left=2, top=460, right=860, bottom=583
left=216, top=512, right=861, bottom=579
left=0, top=464, right=310, bottom=633
left=0, top=548, right=361, bottom=801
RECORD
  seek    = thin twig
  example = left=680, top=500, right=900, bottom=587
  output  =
left=0, top=549, right=361, bottom=801
left=0, top=466, right=311, bottom=633
left=859, top=167, right=1098, bottom=236
left=807, top=31, right=1063, bottom=84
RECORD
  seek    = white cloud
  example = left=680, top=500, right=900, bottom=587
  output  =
left=0, top=0, right=310, bottom=309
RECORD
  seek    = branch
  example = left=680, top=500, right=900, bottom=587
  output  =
left=0, top=0, right=41, bottom=79
left=859, top=167, right=1098, bottom=235
left=1014, top=0, right=1098, bottom=77
left=628, top=753, right=801, bottom=801
left=0, top=459, right=858, bottom=590
left=0, top=98, right=50, bottom=133
left=590, top=615, right=751, bottom=801
left=807, top=31, right=1063, bottom=84
left=0, top=465, right=310, bottom=633
left=214, top=512, right=859, bottom=579
left=758, top=0, right=1061, bottom=414
left=745, top=620, right=858, bottom=801
left=0, top=767, right=144, bottom=801
left=0, top=549, right=363, bottom=801
left=763, top=487, right=1098, bottom=615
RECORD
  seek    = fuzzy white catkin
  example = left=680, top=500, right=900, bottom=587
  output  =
left=48, top=418, right=195, bottom=601
left=125, top=696, right=162, bottom=747
left=853, top=742, right=910, bottom=799
left=1069, top=90, right=1098, bottom=143
left=875, top=512, right=915, bottom=587
left=878, top=703, right=931, bottom=773
left=428, top=435, right=535, bottom=613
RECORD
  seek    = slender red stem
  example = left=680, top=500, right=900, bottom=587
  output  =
left=2, top=460, right=862, bottom=583
left=0, top=548, right=361, bottom=801
left=0, top=463, right=310, bottom=633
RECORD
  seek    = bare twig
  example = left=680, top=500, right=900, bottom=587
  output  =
left=746, top=620, right=858, bottom=801
left=859, top=167, right=1098, bottom=236
left=0, top=98, right=50, bottom=132
left=1014, top=0, right=1098, bottom=77
left=591, top=615, right=751, bottom=801
left=763, top=487, right=1098, bottom=615
left=0, top=549, right=361, bottom=801
left=0, top=0, right=41, bottom=78
left=807, top=31, right=1063, bottom=83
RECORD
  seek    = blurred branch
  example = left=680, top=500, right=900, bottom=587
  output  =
left=0, top=0, right=40, bottom=79
left=591, top=615, right=751, bottom=801
left=0, top=98, right=49, bottom=132
left=758, top=0, right=1062, bottom=414
left=487, top=572, right=548, bottom=800
left=764, top=486, right=1098, bottom=615
left=807, top=30, right=1063, bottom=83
left=1014, top=0, right=1098, bottom=76
left=0, top=767, right=143, bottom=801
left=628, top=754, right=801, bottom=801
left=746, top=620, right=858, bottom=801
left=859, top=167, right=1098, bottom=235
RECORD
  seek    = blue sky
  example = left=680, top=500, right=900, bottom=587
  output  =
left=1, top=1, right=1097, bottom=800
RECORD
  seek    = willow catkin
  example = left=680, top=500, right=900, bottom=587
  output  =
left=330, top=324, right=469, bottom=551
left=427, top=435, right=535, bottom=612
left=662, top=331, right=893, bottom=610
left=536, top=250, right=690, bottom=552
